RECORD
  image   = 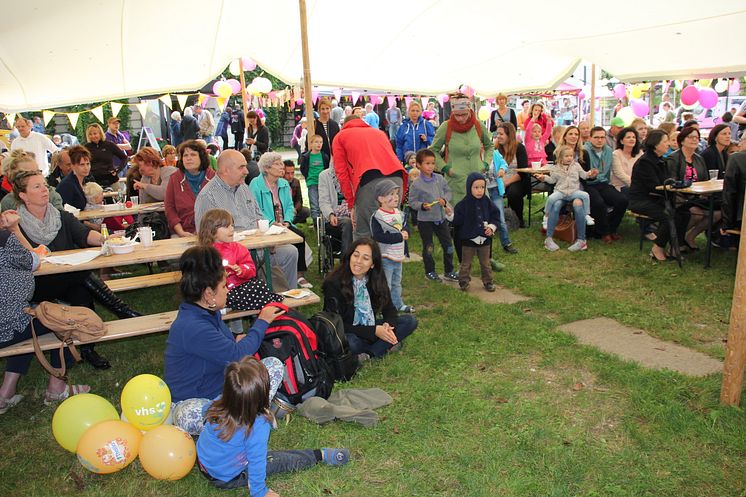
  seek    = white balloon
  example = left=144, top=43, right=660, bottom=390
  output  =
left=228, top=60, right=241, bottom=77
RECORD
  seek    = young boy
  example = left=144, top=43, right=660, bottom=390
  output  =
left=408, top=149, right=457, bottom=282
left=452, top=173, right=500, bottom=292
left=299, top=134, right=330, bottom=220
left=370, top=179, right=414, bottom=313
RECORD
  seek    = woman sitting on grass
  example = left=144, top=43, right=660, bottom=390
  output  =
left=322, top=238, right=417, bottom=362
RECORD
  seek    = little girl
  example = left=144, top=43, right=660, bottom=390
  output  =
left=452, top=173, right=501, bottom=292
left=535, top=145, right=594, bottom=252
left=198, top=208, right=283, bottom=311
left=525, top=123, right=548, bottom=165
left=82, top=182, right=134, bottom=232
left=196, top=356, right=350, bottom=496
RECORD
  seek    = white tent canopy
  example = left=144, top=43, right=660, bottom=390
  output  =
left=1, top=0, right=745, bottom=112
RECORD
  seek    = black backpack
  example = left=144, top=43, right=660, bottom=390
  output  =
left=255, top=304, right=333, bottom=405
left=309, top=311, right=360, bottom=382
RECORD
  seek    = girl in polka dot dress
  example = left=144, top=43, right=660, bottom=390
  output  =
left=198, top=209, right=283, bottom=311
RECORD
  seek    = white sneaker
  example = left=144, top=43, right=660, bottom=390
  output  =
left=568, top=240, right=588, bottom=252
left=542, top=216, right=548, bottom=230
left=585, top=214, right=595, bottom=226
left=544, top=237, right=560, bottom=251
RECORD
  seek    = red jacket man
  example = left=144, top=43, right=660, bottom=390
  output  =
left=332, top=116, right=407, bottom=239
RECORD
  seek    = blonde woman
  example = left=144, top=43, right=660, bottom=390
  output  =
left=84, top=123, right=128, bottom=187
left=1, top=150, right=64, bottom=212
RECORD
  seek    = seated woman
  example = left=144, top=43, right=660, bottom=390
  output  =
left=132, top=146, right=177, bottom=204
left=0, top=210, right=90, bottom=411
left=610, top=127, right=643, bottom=197
left=250, top=152, right=312, bottom=289
left=1, top=150, right=64, bottom=212
left=721, top=149, right=746, bottom=234
left=629, top=130, right=691, bottom=262
left=164, top=140, right=215, bottom=237
left=666, top=126, right=721, bottom=251
left=163, top=245, right=284, bottom=432
left=56, top=145, right=91, bottom=211
left=322, top=238, right=417, bottom=360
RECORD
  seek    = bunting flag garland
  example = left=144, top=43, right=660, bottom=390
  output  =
left=90, top=105, right=105, bottom=123
left=67, top=112, right=80, bottom=129
left=197, top=93, right=208, bottom=107
left=404, top=96, right=413, bottom=108
left=333, top=88, right=342, bottom=102
left=134, top=101, right=149, bottom=118
left=387, top=95, right=397, bottom=109
left=158, top=94, right=172, bottom=109
left=175, top=94, right=189, bottom=110
left=421, top=97, right=429, bottom=109
left=350, top=91, right=361, bottom=105
left=111, top=101, right=124, bottom=117
left=6, top=113, right=16, bottom=126
left=42, top=110, right=56, bottom=126
left=215, top=97, right=228, bottom=111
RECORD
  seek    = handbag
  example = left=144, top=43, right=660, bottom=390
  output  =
left=553, top=214, right=577, bottom=243
left=26, top=302, right=105, bottom=379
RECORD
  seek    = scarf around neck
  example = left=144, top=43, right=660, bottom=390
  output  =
left=19, top=203, right=61, bottom=246
left=352, top=276, right=374, bottom=326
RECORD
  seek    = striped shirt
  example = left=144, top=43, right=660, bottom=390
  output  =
left=194, top=174, right=265, bottom=231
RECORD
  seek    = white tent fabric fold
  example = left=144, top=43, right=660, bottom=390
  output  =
left=1, top=0, right=744, bottom=112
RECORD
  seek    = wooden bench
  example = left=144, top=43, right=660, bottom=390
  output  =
left=628, top=211, right=655, bottom=251
left=0, top=293, right=320, bottom=358
left=725, top=229, right=741, bottom=236
left=106, top=271, right=182, bottom=292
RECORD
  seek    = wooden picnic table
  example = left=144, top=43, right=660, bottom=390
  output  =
left=656, top=179, right=723, bottom=268
left=35, top=230, right=302, bottom=277
left=515, top=167, right=552, bottom=174
left=75, top=201, right=164, bottom=221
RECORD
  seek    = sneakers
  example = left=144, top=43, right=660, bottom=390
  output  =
left=484, top=282, right=496, bottom=292
left=356, top=353, right=371, bottom=366
left=399, top=305, right=415, bottom=313
left=425, top=272, right=441, bottom=282
left=297, top=277, right=313, bottom=289
left=442, top=272, right=459, bottom=282
left=0, top=394, right=23, bottom=415
left=585, top=214, right=595, bottom=226
left=388, top=342, right=404, bottom=354
left=503, top=244, right=518, bottom=254
left=321, top=448, right=351, bottom=467
left=568, top=240, right=588, bottom=252
left=544, top=237, right=560, bottom=251
left=490, top=259, right=505, bottom=272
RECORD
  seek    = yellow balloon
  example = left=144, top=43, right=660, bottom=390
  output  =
left=477, top=106, right=491, bottom=121
left=77, top=420, right=141, bottom=474
left=630, top=85, right=643, bottom=99
left=52, top=394, right=119, bottom=453
left=120, top=374, right=171, bottom=431
left=139, top=425, right=196, bottom=480
left=216, top=83, right=232, bottom=99
left=698, top=78, right=711, bottom=88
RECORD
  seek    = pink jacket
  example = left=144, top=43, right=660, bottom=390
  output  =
left=524, top=134, right=548, bottom=165
left=523, top=115, right=553, bottom=143
left=213, top=241, right=257, bottom=289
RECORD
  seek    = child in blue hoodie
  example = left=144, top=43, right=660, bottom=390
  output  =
left=486, top=147, right=518, bottom=254
left=452, top=172, right=501, bottom=292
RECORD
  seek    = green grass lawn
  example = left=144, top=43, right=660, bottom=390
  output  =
left=1, top=199, right=745, bottom=497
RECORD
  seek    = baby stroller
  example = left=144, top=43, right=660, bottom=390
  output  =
left=316, top=217, right=343, bottom=276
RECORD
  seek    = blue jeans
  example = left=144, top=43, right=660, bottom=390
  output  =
left=546, top=197, right=586, bottom=241
left=545, top=190, right=590, bottom=218
left=345, top=314, right=418, bottom=357
left=488, top=187, right=511, bottom=247
left=388, top=123, right=400, bottom=141
left=307, top=184, right=320, bottom=219
left=381, top=258, right=404, bottom=310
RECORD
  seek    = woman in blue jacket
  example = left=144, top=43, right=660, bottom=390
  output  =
left=396, top=101, right=435, bottom=163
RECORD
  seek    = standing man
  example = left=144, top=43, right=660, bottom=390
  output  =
left=194, top=104, right=215, bottom=143
left=31, top=116, right=45, bottom=134
left=9, top=117, right=57, bottom=176
left=105, top=116, right=132, bottom=176
left=584, top=126, right=629, bottom=243
left=230, top=105, right=245, bottom=150
left=363, top=103, right=380, bottom=129
left=333, top=115, right=407, bottom=240
left=330, top=100, right=344, bottom=128
left=386, top=104, right=403, bottom=141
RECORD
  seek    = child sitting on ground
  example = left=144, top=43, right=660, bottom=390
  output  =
left=452, top=173, right=500, bottom=292
left=196, top=356, right=350, bottom=497
left=535, top=145, right=594, bottom=252
left=299, top=134, right=330, bottom=220
left=198, top=208, right=283, bottom=311
left=525, top=123, right=548, bottom=165
left=370, top=179, right=414, bottom=313
left=408, top=149, right=457, bottom=282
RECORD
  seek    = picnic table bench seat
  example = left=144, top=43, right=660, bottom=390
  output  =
left=106, top=271, right=182, bottom=292
left=0, top=292, right=320, bottom=359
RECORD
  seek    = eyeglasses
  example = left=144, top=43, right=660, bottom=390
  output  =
left=684, top=135, right=699, bottom=141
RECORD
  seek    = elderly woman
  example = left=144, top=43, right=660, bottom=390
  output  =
left=180, top=108, right=199, bottom=142
left=169, top=111, right=183, bottom=147
left=55, top=145, right=91, bottom=210
left=629, top=130, right=690, bottom=262
left=1, top=150, right=64, bottom=212
left=249, top=152, right=311, bottom=288
left=429, top=93, right=494, bottom=203
left=610, top=127, right=643, bottom=196
left=164, top=140, right=215, bottom=238
left=132, top=147, right=177, bottom=204
left=164, top=246, right=284, bottom=412
left=667, top=125, right=719, bottom=251
left=84, top=123, right=128, bottom=188
left=0, top=210, right=91, bottom=411
left=322, top=238, right=417, bottom=360
left=489, top=93, right=518, bottom=133
left=46, top=150, right=73, bottom=188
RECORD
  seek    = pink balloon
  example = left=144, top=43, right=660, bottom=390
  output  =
left=680, top=85, right=700, bottom=106
left=226, top=79, right=241, bottom=95
left=212, top=81, right=224, bottom=95
left=613, top=84, right=626, bottom=100
left=241, top=57, right=257, bottom=71
left=729, top=79, right=741, bottom=95
left=268, top=91, right=277, bottom=100
left=698, top=87, right=718, bottom=109
left=295, top=98, right=304, bottom=105
left=631, top=99, right=649, bottom=117
left=578, top=91, right=586, bottom=100
left=442, top=94, right=449, bottom=103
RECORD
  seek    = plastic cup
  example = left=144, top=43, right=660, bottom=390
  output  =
left=709, top=170, right=719, bottom=181
left=531, top=161, right=542, bottom=169
left=130, top=196, right=139, bottom=206
left=257, top=219, right=270, bottom=233
left=138, top=226, right=153, bottom=248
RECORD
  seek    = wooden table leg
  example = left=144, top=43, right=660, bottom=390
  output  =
left=705, top=195, right=714, bottom=269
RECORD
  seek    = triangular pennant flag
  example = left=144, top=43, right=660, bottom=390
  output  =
left=111, top=101, right=124, bottom=117
left=386, top=95, right=396, bottom=109
left=67, top=112, right=80, bottom=129
left=42, top=110, right=56, bottom=126
left=135, top=101, right=149, bottom=118
left=175, top=94, right=189, bottom=110
left=350, top=91, right=361, bottom=105
left=405, top=96, right=413, bottom=108
left=197, top=94, right=208, bottom=107
left=216, top=97, right=229, bottom=111
left=437, top=94, right=447, bottom=106
left=421, top=97, right=429, bottom=109
left=312, top=90, right=320, bottom=104
left=333, top=88, right=342, bottom=102
left=6, top=113, right=16, bottom=127
left=159, top=94, right=172, bottom=109
left=90, top=105, right=104, bottom=123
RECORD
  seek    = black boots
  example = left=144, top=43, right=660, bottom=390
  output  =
left=80, top=344, right=111, bottom=370
left=84, top=274, right=142, bottom=319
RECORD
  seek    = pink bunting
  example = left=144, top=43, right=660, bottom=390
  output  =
left=730, top=79, right=741, bottom=95
left=369, top=94, right=378, bottom=106
left=421, top=97, right=429, bottom=109
left=404, top=96, right=413, bottom=108
left=333, top=88, right=342, bottom=102
left=386, top=95, right=397, bottom=109
left=437, top=94, right=448, bottom=106
left=312, top=90, right=320, bottom=104
left=350, top=91, right=361, bottom=105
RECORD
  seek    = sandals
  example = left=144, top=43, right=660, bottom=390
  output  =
left=297, top=277, right=313, bottom=289
left=0, top=394, right=24, bottom=414
left=43, top=384, right=91, bottom=406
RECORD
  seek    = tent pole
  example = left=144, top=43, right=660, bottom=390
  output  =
left=648, top=81, right=655, bottom=123
left=299, top=0, right=315, bottom=142
left=590, top=64, right=596, bottom=126
left=720, top=199, right=746, bottom=406
left=239, top=59, right=249, bottom=135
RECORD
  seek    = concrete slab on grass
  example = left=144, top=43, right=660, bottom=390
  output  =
left=443, top=280, right=530, bottom=305
left=558, top=317, right=722, bottom=377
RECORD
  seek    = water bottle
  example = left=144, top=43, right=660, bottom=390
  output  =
left=101, top=223, right=111, bottom=256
